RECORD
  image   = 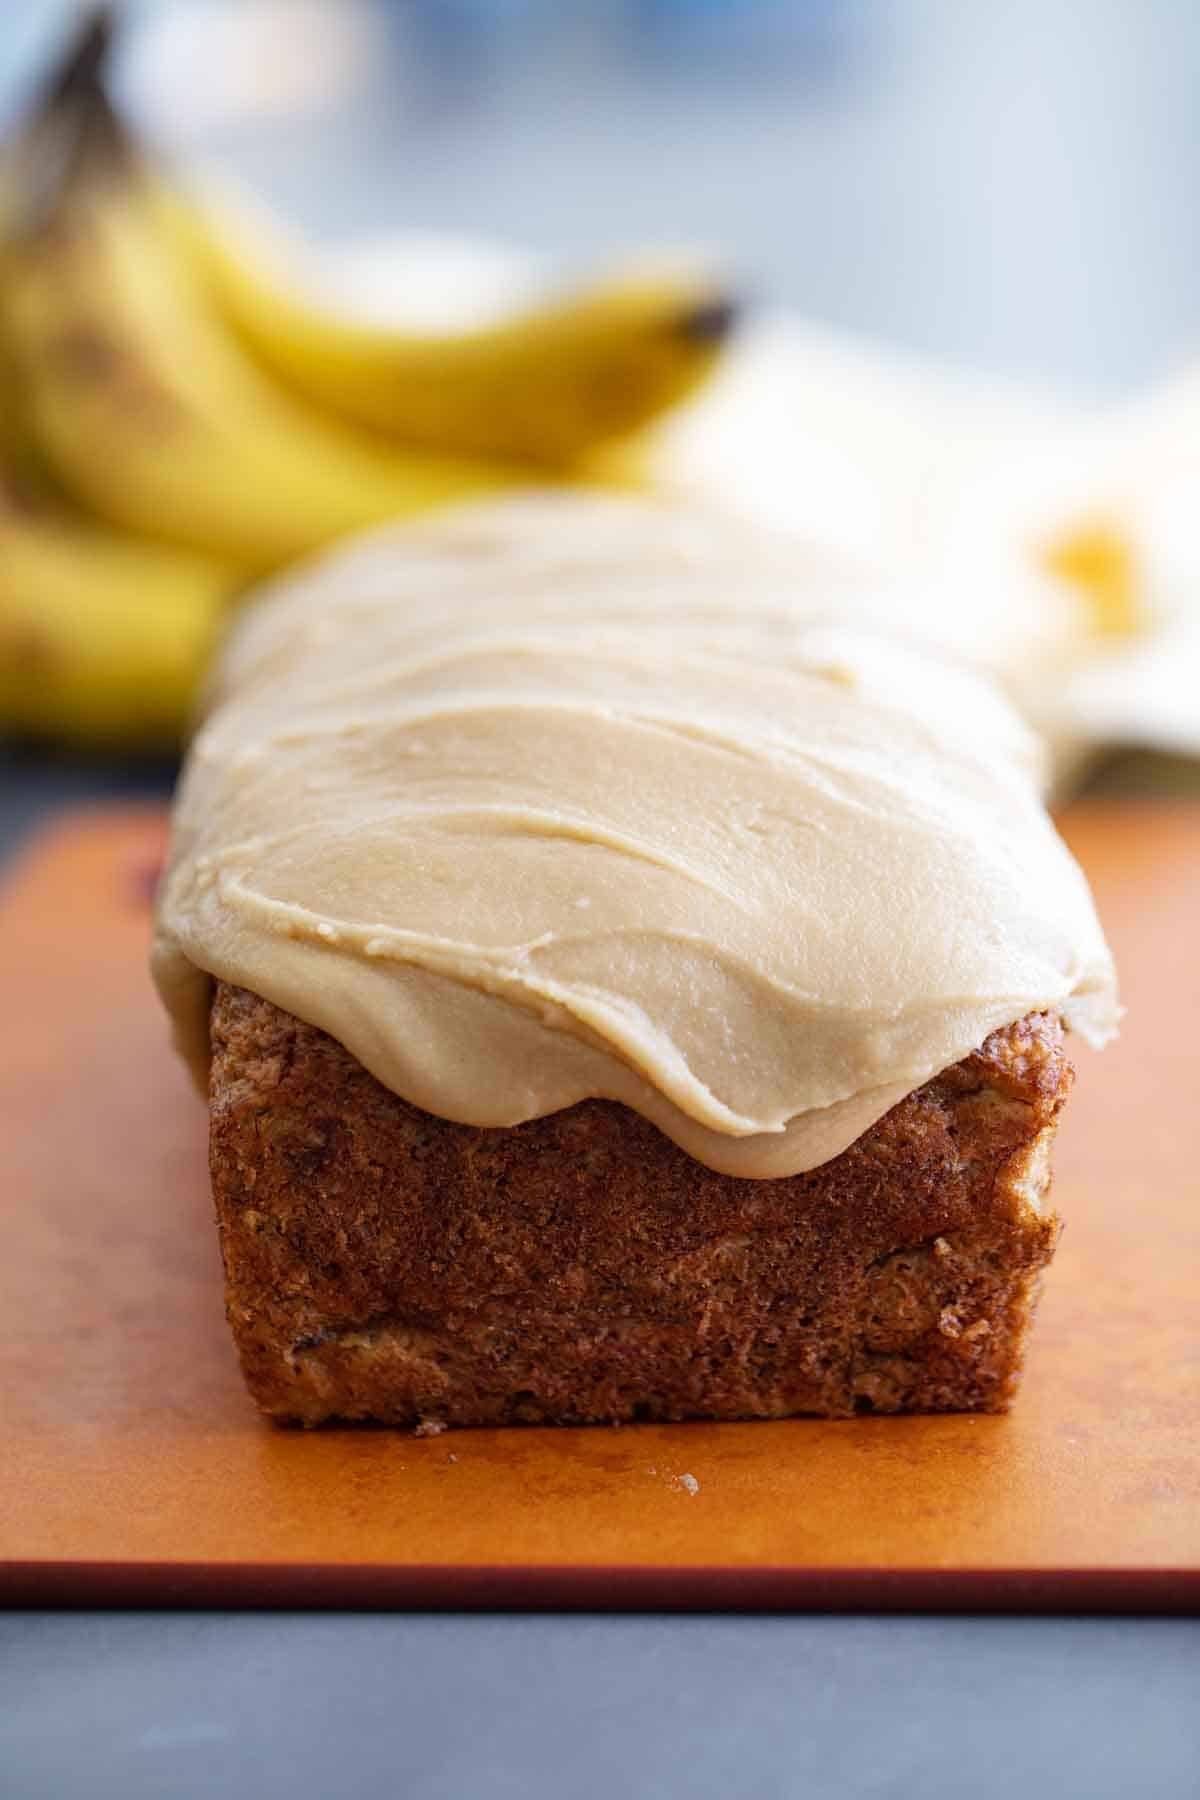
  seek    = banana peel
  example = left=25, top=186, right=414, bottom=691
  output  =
left=175, top=189, right=739, bottom=465
left=0, top=10, right=736, bottom=750
left=0, top=152, right=523, bottom=572
left=0, top=475, right=240, bottom=747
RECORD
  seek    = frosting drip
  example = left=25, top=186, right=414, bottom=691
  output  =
left=153, top=491, right=1119, bottom=1176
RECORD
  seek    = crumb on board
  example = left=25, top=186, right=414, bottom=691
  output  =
left=447, top=1453, right=459, bottom=1464
left=647, top=1466, right=701, bottom=1495
left=414, top=1417, right=447, bottom=1438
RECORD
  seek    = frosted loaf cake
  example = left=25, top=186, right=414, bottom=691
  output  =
left=153, top=493, right=1119, bottom=1425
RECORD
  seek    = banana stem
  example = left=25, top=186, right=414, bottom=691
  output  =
left=7, top=5, right=134, bottom=241
left=37, top=7, right=117, bottom=113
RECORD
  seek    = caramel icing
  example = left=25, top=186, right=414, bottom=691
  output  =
left=153, top=492, right=1118, bottom=1176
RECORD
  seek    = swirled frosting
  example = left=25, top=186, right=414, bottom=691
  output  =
left=152, top=491, right=1119, bottom=1177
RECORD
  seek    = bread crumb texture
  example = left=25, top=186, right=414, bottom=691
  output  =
left=209, top=985, right=1069, bottom=1428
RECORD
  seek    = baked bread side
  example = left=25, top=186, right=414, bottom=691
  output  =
left=210, top=982, right=1069, bottom=1427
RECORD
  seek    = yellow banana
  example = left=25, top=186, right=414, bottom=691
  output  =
left=0, top=312, right=59, bottom=491
left=174, top=193, right=738, bottom=465
left=0, top=473, right=240, bottom=746
left=0, top=331, right=24, bottom=461
left=0, top=69, right=519, bottom=573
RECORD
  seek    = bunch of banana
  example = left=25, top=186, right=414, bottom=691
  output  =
left=0, top=474, right=239, bottom=747
left=172, top=200, right=736, bottom=465
left=0, top=9, right=737, bottom=749
left=0, top=42, right=521, bottom=571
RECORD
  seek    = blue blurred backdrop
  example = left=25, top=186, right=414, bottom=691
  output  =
left=5, top=0, right=1200, bottom=401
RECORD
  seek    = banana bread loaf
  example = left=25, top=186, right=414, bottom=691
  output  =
left=153, top=494, right=1119, bottom=1428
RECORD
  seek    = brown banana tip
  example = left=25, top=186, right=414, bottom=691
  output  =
left=676, top=295, right=742, bottom=344
left=15, top=3, right=136, bottom=221
left=42, top=7, right=116, bottom=111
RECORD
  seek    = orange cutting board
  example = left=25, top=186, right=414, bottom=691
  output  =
left=2, top=803, right=1197, bottom=1611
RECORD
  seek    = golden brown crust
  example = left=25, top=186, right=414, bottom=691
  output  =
left=208, top=985, right=1070, bottom=1427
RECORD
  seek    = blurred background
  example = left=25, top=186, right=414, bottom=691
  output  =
left=8, top=0, right=1200, bottom=396
left=3, top=0, right=1200, bottom=849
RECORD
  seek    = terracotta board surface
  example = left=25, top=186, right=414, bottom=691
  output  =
left=1, top=804, right=1197, bottom=1610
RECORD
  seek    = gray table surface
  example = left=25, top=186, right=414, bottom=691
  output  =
left=5, top=4, right=1200, bottom=1791
left=3, top=1613, right=1199, bottom=1800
